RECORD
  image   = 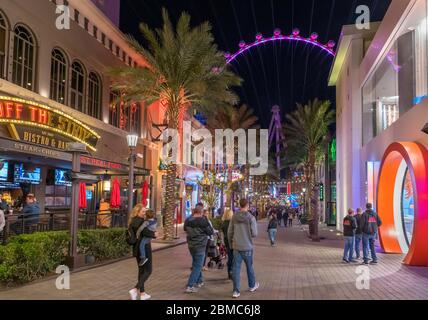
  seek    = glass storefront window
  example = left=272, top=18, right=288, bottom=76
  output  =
left=401, top=169, right=415, bottom=245
left=362, top=0, right=428, bottom=145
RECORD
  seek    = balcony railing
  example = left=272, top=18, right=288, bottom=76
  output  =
left=0, top=209, right=128, bottom=244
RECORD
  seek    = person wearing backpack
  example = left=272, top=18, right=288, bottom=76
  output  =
left=127, top=204, right=157, bottom=300
left=360, top=203, right=382, bottom=265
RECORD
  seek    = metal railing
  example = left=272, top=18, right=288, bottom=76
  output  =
left=0, top=209, right=129, bottom=244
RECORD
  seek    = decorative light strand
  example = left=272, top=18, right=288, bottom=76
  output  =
left=225, top=29, right=336, bottom=64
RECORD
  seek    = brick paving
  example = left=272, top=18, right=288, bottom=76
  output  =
left=1, top=220, right=428, bottom=300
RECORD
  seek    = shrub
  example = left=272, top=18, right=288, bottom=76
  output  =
left=0, top=228, right=130, bottom=285
left=78, top=228, right=130, bottom=261
left=0, top=231, right=69, bottom=284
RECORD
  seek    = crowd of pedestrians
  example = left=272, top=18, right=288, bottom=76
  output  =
left=342, top=203, right=382, bottom=264
left=125, top=199, right=382, bottom=300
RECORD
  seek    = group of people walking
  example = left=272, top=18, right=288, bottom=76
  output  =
left=265, top=206, right=299, bottom=246
left=342, top=203, right=382, bottom=264
left=184, top=199, right=259, bottom=298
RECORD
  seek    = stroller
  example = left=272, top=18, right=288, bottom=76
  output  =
left=206, top=233, right=227, bottom=269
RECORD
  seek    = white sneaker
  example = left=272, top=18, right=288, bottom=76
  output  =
left=232, top=291, right=240, bottom=298
left=249, top=282, right=260, bottom=292
left=185, top=286, right=198, bottom=293
left=140, top=293, right=151, bottom=300
left=129, top=288, right=138, bottom=300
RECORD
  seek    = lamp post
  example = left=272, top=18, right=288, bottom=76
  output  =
left=127, top=134, right=139, bottom=218
left=302, top=187, right=307, bottom=216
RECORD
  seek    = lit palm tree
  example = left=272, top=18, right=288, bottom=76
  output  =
left=110, top=9, right=241, bottom=241
left=283, top=99, right=335, bottom=240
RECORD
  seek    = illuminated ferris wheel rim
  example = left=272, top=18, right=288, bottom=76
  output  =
left=224, top=29, right=336, bottom=65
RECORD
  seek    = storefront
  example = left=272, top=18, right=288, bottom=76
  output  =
left=0, top=95, right=151, bottom=213
left=330, top=0, right=428, bottom=266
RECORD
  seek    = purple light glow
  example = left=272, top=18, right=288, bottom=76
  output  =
left=292, top=28, right=300, bottom=37
left=226, top=33, right=336, bottom=64
left=274, top=29, right=281, bottom=37
left=256, top=33, right=263, bottom=41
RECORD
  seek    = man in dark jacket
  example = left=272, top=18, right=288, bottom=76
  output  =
left=184, top=207, right=214, bottom=293
left=354, top=208, right=363, bottom=259
left=342, top=208, right=357, bottom=263
left=360, top=203, right=382, bottom=264
left=22, top=194, right=40, bottom=225
left=228, top=199, right=259, bottom=298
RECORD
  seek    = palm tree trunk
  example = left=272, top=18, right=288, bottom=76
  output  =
left=163, top=105, right=180, bottom=241
left=308, top=149, right=320, bottom=241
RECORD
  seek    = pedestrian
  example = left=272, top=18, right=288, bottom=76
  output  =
left=288, top=210, right=293, bottom=227
left=0, top=207, right=5, bottom=238
left=342, top=208, right=357, bottom=263
left=267, top=212, right=278, bottom=246
left=354, top=208, right=363, bottom=259
left=184, top=207, right=214, bottom=293
left=221, top=208, right=234, bottom=280
left=283, top=207, right=289, bottom=227
left=138, top=210, right=157, bottom=266
left=361, top=203, right=382, bottom=265
left=228, top=199, right=259, bottom=298
left=203, top=209, right=216, bottom=271
left=128, top=205, right=157, bottom=300
left=276, top=209, right=282, bottom=227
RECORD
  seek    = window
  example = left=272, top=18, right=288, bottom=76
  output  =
left=70, top=61, right=85, bottom=112
left=50, top=48, right=68, bottom=104
left=12, top=25, right=37, bottom=91
left=362, top=1, right=427, bottom=145
left=88, top=72, right=102, bottom=119
left=109, top=90, right=142, bottom=134
left=45, top=185, right=71, bottom=207
left=0, top=11, right=8, bottom=79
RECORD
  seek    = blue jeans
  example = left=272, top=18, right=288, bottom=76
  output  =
left=268, top=229, right=277, bottom=244
left=363, top=233, right=378, bottom=262
left=343, top=236, right=354, bottom=261
left=139, top=237, right=151, bottom=259
left=354, top=234, right=362, bottom=258
left=232, top=250, right=256, bottom=293
left=187, top=248, right=205, bottom=287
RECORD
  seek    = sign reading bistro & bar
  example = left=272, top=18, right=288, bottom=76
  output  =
left=0, top=96, right=100, bottom=151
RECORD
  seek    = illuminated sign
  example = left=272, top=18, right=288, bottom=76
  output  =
left=0, top=96, right=100, bottom=151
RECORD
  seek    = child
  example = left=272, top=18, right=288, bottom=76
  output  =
left=267, top=213, right=279, bottom=246
left=138, top=210, right=157, bottom=266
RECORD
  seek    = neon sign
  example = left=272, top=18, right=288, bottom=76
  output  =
left=0, top=96, right=100, bottom=151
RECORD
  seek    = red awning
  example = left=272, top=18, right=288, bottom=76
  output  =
left=78, top=183, right=87, bottom=209
left=110, top=178, right=121, bottom=208
left=142, top=180, right=149, bottom=207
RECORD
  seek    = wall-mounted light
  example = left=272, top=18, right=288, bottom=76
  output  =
left=422, top=123, right=428, bottom=135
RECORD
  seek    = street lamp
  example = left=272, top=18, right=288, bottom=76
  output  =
left=127, top=134, right=139, bottom=218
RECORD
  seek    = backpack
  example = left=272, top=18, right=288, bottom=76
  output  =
left=126, top=222, right=146, bottom=246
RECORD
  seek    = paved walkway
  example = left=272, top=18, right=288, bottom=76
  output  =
left=1, top=220, right=428, bottom=300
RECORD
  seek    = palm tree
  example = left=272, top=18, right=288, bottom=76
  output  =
left=207, top=104, right=259, bottom=208
left=283, top=99, right=335, bottom=240
left=110, top=9, right=241, bottom=241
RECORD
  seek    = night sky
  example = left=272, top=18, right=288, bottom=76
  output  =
left=120, top=0, right=391, bottom=128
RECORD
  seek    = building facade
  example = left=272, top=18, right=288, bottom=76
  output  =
left=330, top=0, right=428, bottom=265
left=0, top=0, right=163, bottom=216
